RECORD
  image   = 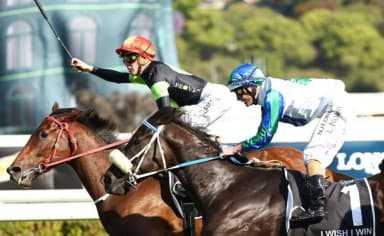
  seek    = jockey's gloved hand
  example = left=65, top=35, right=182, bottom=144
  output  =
left=220, top=144, right=242, bottom=156
left=71, top=57, right=94, bottom=73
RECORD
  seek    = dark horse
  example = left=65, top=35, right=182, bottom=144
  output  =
left=7, top=103, right=349, bottom=236
left=103, top=107, right=384, bottom=236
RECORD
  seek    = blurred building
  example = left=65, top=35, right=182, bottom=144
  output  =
left=0, top=0, right=178, bottom=133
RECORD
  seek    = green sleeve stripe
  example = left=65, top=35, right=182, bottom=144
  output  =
left=170, top=99, right=179, bottom=108
left=150, top=81, right=170, bottom=100
left=288, top=78, right=312, bottom=85
left=128, top=74, right=146, bottom=84
left=241, top=89, right=282, bottom=150
left=268, top=90, right=281, bottom=135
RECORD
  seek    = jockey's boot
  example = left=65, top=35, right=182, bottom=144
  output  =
left=291, top=175, right=327, bottom=224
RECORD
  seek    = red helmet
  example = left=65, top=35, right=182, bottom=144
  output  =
left=115, top=35, right=156, bottom=60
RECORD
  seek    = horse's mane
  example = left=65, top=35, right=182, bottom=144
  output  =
left=147, top=107, right=220, bottom=151
left=50, top=107, right=118, bottom=144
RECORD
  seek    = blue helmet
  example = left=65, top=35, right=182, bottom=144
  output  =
left=227, top=64, right=265, bottom=91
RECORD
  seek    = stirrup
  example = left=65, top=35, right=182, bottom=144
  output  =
left=172, top=181, right=188, bottom=198
left=291, top=207, right=326, bottom=224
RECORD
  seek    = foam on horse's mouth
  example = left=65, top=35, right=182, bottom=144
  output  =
left=18, top=168, right=39, bottom=186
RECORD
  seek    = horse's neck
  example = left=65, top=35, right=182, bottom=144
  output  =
left=166, top=130, right=230, bottom=206
left=67, top=135, right=110, bottom=201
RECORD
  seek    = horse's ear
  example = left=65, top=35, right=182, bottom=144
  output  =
left=52, top=102, right=59, bottom=112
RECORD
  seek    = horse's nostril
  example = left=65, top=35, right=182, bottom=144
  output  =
left=102, top=175, right=111, bottom=185
left=7, top=166, right=21, bottom=175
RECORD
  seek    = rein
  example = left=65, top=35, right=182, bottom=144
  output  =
left=22, top=114, right=130, bottom=204
left=119, top=120, right=224, bottom=183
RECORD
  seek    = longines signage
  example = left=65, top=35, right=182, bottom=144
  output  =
left=273, top=141, right=384, bottom=178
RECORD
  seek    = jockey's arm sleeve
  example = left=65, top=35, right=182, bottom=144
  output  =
left=150, top=81, right=171, bottom=109
left=91, top=67, right=133, bottom=83
left=241, top=90, right=283, bottom=152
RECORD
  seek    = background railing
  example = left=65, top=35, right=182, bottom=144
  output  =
left=0, top=189, right=98, bottom=221
left=0, top=92, right=383, bottom=221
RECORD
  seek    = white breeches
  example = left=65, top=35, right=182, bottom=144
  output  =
left=180, top=83, right=236, bottom=128
left=303, top=90, right=355, bottom=169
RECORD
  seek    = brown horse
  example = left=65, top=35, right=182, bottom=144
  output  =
left=6, top=104, right=186, bottom=236
left=6, top=104, right=348, bottom=236
left=102, top=107, right=384, bottom=235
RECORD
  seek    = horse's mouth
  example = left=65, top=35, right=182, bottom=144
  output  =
left=102, top=175, right=128, bottom=195
left=102, top=164, right=134, bottom=195
left=9, top=169, right=40, bottom=187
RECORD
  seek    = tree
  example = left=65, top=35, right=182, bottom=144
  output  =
left=317, top=24, right=384, bottom=70
left=174, top=1, right=384, bottom=92
left=235, top=8, right=315, bottom=76
left=182, top=9, right=235, bottom=59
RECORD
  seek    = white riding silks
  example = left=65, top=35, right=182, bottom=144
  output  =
left=180, top=83, right=236, bottom=128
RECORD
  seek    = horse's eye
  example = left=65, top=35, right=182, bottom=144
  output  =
left=39, top=131, right=48, bottom=139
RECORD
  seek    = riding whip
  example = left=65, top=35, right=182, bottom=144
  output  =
left=33, top=0, right=73, bottom=58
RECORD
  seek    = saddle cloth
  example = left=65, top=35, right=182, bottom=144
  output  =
left=285, top=169, right=376, bottom=236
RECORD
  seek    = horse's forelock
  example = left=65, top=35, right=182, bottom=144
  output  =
left=50, top=107, right=81, bottom=119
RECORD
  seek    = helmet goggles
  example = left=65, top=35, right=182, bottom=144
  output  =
left=227, top=64, right=265, bottom=91
left=120, top=52, right=139, bottom=64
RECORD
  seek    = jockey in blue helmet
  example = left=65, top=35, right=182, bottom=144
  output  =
left=223, top=63, right=355, bottom=224
left=227, top=63, right=265, bottom=105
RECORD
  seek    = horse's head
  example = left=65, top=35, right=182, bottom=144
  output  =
left=102, top=107, right=220, bottom=195
left=7, top=102, right=82, bottom=187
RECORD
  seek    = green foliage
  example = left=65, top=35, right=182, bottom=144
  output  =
left=348, top=67, right=384, bottom=92
left=292, top=0, right=340, bottom=17
left=318, top=24, right=384, bottom=70
left=223, top=3, right=277, bottom=30
left=238, top=12, right=315, bottom=66
left=174, top=1, right=384, bottom=92
left=172, top=0, right=200, bottom=19
left=182, top=9, right=234, bottom=58
left=299, top=8, right=333, bottom=41
left=300, top=6, right=382, bottom=41
left=0, top=220, right=106, bottom=236
left=174, top=47, right=240, bottom=84
left=339, top=3, right=383, bottom=24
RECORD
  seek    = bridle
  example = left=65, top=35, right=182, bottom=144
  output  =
left=31, top=115, right=130, bottom=173
left=20, top=114, right=131, bottom=204
left=43, top=116, right=78, bottom=169
left=118, top=120, right=223, bottom=187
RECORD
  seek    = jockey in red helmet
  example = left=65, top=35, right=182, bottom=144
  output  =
left=71, top=34, right=236, bottom=130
